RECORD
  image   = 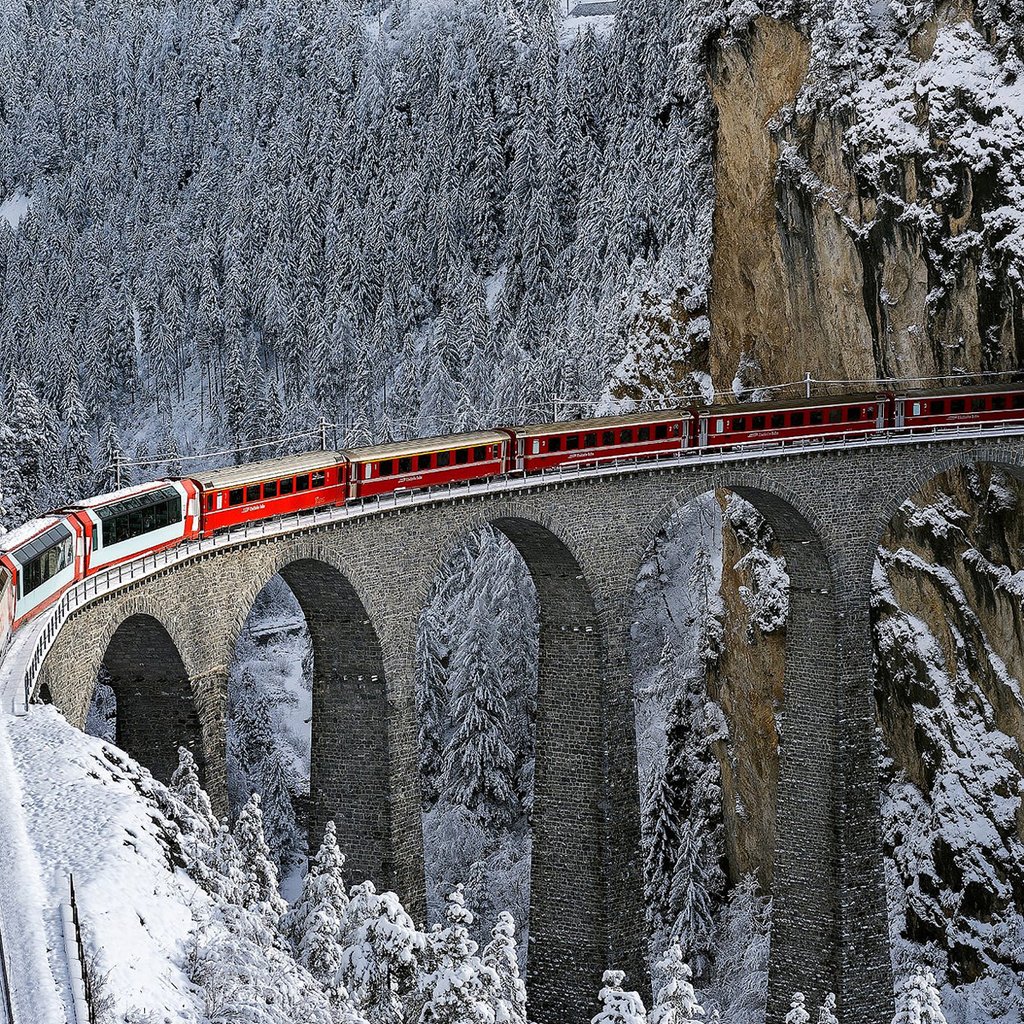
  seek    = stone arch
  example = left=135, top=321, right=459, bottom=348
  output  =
left=637, top=471, right=844, bottom=1021
left=865, top=442, right=1024, bottom=569
left=100, top=612, right=205, bottom=785
left=227, top=546, right=391, bottom=889
left=417, top=505, right=643, bottom=1024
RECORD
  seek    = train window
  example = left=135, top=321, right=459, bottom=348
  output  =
left=810, top=410, right=824, bottom=425
left=548, top=437, right=562, bottom=452
left=771, top=414, right=785, bottom=428
left=380, top=460, right=394, bottom=476
left=791, top=411, right=804, bottom=426
left=206, top=495, right=215, bottom=512
left=311, top=471, right=326, bottom=487
left=655, top=424, right=668, bottom=440
left=280, top=477, right=294, bottom=495
left=621, top=429, right=633, bottom=443
left=950, top=398, right=966, bottom=413
left=264, top=480, right=278, bottom=499
left=437, top=451, right=451, bottom=468
left=229, top=489, right=244, bottom=506
left=848, top=407, right=862, bottom=421
left=992, top=395, right=1007, bottom=410
left=715, top=419, right=724, bottom=432
left=912, top=403, right=921, bottom=416
left=1014, top=394, right=1024, bottom=409
left=602, top=430, right=615, bottom=446
left=399, top=457, right=413, bottom=473
left=732, top=417, right=746, bottom=431
left=417, top=454, right=431, bottom=470
left=473, top=446, right=487, bottom=460
left=566, top=435, right=580, bottom=450
left=584, top=433, right=597, bottom=447
left=17, top=524, right=74, bottom=596
left=932, top=399, right=946, bottom=413
left=96, top=487, right=183, bottom=547
left=972, top=397, right=986, bottom=411
left=828, top=409, right=842, bottom=423
left=246, top=485, right=260, bottom=502
left=637, top=426, right=650, bottom=441
left=296, top=475, right=310, bottom=491
left=752, top=416, right=765, bottom=430
left=455, top=449, right=469, bottom=465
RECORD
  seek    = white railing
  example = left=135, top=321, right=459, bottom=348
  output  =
left=11, top=416, right=1024, bottom=712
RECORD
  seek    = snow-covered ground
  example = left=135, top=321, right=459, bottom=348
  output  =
left=6, top=707, right=209, bottom=1022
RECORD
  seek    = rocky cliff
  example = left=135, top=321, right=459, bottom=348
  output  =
left=705, top=1, right=1022, bottom=393
left=698, top=2, right=1024, bottom=1017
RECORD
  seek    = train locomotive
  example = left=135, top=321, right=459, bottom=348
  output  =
left=3, top=383, right=1023, bottom=652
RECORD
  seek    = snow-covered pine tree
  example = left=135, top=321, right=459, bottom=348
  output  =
left=651, top=944, right=704, bottom=1024
left=338, top=881, right=424, bottom=1024
left=441, top=587, right=518, bottom=826
left=282, top=821, right=349, bottom=985
left=233, top=792, right=287, bottom=929
left=229, top=667, right=299, bottom=867
left=417, top=887, right=502, bottom=1024
left=481, top=912, right=526, bottom=1024
left=785, top=993, right=810, bottom=1024
left=592, top=970, right=648, bottom=1024
left=170, top=746, right=217, bottom=837
left=94, top=419, right=129, bottom=493
left=817, top=993, right=838, bottom=1024
left=892, top=973, right=947, bottom=1024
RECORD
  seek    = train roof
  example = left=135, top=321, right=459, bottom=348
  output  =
left=702, top=391, right=885, bottom=415
left=341, top=430, right=508, bottom=463
left=512, top=408, right=686, bottom=438
left=191, top=451, right=347, bottom=489
left=68, top=478, right=180, bottom=510
left=894, top=380, right=1024, bottom=398
left=0, top=515, right=68, bottom=555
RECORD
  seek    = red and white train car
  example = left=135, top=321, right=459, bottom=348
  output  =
left=898, top=385, right=1024, bottom=431
left=192, top=452, right=349, bottom=537
left=343, top=431, right=510, bottom=499
left=699, top=393, right=889, bottom=448
left=67, top=479, right=201, bottom=572
left=509, top=410, right=693, bottom=474
left=0, top=515, right=86, bottom=642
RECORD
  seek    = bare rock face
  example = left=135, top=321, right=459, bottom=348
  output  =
left=708, top=493, right=787, bottom=891
left=707, top=5, right=1023, bottom=392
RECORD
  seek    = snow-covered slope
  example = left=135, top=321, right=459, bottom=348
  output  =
left=6, top=707, right=212, bottom=1022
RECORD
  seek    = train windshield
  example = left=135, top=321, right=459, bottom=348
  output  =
left=12, top=524, right=74, bottom=597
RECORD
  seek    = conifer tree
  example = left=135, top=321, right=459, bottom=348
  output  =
left=785, top=993, right=810, bottom=1024
left=441, top=588, right=518, bottom=825
left=592, top=970, right=648, bottom=1024
left=481, top=912, right=526, bottom=1024
left=94, top=419, right=129, bottom=493
left=170, top=746, right=217, bottom=837
left=651, top=944, right=704, bottom=1024
left=233, top=792, right=287, bottom=929
left=818, top=993, right=838, bottom=1024
left=282, top=821, right=349, bottom=984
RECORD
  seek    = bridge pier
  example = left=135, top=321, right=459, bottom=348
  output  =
left=493, top=519, right=646, bottom=1024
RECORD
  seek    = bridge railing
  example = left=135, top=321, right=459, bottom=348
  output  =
left=15, top=415, right=1024, bottom=710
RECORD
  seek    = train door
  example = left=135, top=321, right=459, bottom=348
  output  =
left=893, top=396, right=905, bottom=429
left=698, top=414, right=710, bottom=448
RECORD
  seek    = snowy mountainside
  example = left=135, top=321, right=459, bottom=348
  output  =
left=873, top=466, right=1024, bottom=1024
left=7, top=707, right=210, bottom=1022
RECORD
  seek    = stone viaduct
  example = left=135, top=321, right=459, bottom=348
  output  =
left=31, top=434, right=1024, bottom=1024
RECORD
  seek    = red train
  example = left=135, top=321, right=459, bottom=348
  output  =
left=2, top=383, right=1022, bottom=652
